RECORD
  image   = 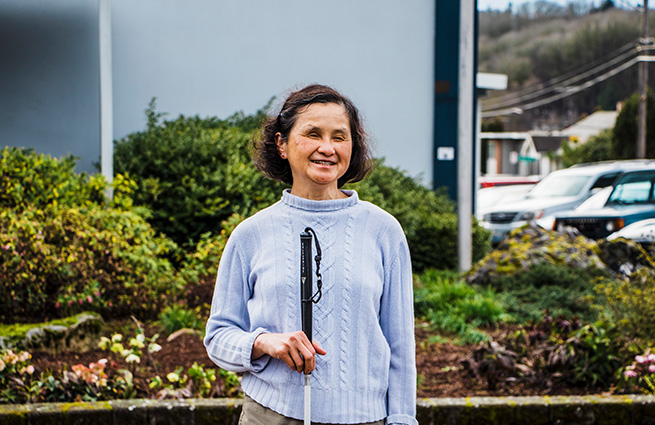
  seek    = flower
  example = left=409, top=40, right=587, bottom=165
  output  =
left=98, top=337, right=111, bottom=350
left=125, top=353, right=140, bottom=363
left=87, top=296, right=93, bottom=303
left=167, top=372, right=180, bottom=383
left=636, top=355, right=647, bottom=364
left=0, top=359, right=5, bottom=372
left=649, top=365, right=655, bottom=373
left=624, top=370, right=639, bottom=378
left=26, top=365, right=35, bottom=375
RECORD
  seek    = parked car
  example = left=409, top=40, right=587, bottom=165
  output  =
left=553, top=166, right=655, bottom=240
left=480, top=161, right=654, bottom=245
left=607, top=219, right=655, bottom=243
left=479, top=175, right=540, bottom=188
left=476, top=183, right=536, bottom=221
left=536, top=186, right=613, bottom=230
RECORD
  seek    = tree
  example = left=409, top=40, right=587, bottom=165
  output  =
left=611, top=91, right=655, bottom=159
left=561, top=130, right=614, bottom=167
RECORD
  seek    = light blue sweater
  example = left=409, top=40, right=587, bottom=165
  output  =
left=204, top=190, right=417, bottom=425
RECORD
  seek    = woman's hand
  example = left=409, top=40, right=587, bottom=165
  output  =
left=252, top=331, right=326, bottom=374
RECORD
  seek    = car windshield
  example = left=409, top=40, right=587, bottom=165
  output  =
left=608, top=172, right=655, bottom=204
left=527, top=174, right=590, bottom=199
left=575, top=186, right=612, bottom=211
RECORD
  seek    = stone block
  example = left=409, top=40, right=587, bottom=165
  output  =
left=109, top=399, right=151, bottom=425
left=61, top=401, right=113, bottom=425
left=192, top=398, right=243, bottom=425
left=548, top=396, right=595, bottom=425
left=432, top=397, right=470, bottom=425
left=582, top=395, right=631, bottom=425
left=0, top=404, right=28, bottom=425
left=2, top=313, right=105, bottom=354
left=26, top=402, right=67, bottom=425
left=511, top=396, right=550, bottom=425
left=466, top=397, right=515, bottom=425
left=147, top=399, right=195, bottom=425
left=416, top=398, right=435, bottom=425
left=628, top=394, right=655, bottom=425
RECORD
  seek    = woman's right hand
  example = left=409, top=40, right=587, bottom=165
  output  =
left=252, top=331, right=326, bottom=374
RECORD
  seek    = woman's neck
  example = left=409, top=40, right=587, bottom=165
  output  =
left=290, top=186, right=348, bottom=201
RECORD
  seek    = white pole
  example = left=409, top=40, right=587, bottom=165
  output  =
left=304, top=374, right=311, bottom=425
left=637, top=0, right=649, bottom=159
left=458, top=0, right=475, bottom=272
left=99, top=0, right=114, bottom=198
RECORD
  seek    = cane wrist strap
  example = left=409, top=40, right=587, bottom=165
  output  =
left=304, top=227, right=323, bottom=304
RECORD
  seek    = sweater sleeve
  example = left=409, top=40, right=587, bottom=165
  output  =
left=379, top=227, right=418, bottom=425
left=203, top=226, right=270, bottom=373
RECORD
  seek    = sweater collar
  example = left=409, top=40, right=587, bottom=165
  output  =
left=281, top=189, right=359, bottom=211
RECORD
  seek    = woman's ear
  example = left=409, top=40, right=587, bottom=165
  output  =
left=276, top=133, right=287, bottom=159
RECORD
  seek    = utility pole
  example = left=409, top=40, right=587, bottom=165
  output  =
left=637, top=0, right=649, bottom=159
left=458, top=0, right=475, bottom=272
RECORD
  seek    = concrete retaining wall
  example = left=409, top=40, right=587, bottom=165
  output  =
left=1, top=395, right=655, bottom=425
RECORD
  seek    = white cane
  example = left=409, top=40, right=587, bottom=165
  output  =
left=300, top=228, right=323, bottom=425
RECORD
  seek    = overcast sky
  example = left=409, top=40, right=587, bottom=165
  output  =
left=478, top=0, right=647, bottom=11
left=477, top=0, right=598, bottom=11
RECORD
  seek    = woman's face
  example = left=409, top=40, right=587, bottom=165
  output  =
left=277, top=102, right=352, bottom=200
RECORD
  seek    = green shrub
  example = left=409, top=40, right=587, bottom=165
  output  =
left=560, top=129, right=614, bottom=168
left=113, top=100, right=283, bottom=247
left=492, top=261, right=606, bottom=324
left=180, top=213, right=244, bottom=283
left=158, top=305, right=203, bottom=335
left=596, top=268, right=655, bottom=343
left=414, top=269, right=507, bottom=344
left=350, top=160, right=492, bottom=272
left=0, top=146, right=107, bottom=210
left=0, top=205, right=183, bottom=323
left=465, top=314, right=627, bottom=391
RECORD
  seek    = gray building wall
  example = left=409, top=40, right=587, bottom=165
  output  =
left=1, top=0, right=435, bottom=182
left=0, top=1, right=100, bottom=172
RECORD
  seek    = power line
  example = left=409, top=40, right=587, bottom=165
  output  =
left=482, top=39, right=638, bottom=105
left=481, top=55, right=649, bottom=117
left=482, top=41, right=640, bottom=110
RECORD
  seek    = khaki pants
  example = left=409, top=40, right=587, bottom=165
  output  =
left=239, top=395, right=385, bottom=425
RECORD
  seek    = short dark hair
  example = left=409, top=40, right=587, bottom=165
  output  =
left=253, top=84, right=372, bottom=187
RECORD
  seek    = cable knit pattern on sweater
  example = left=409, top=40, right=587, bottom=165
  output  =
left=204, top=190, right=417, bottom=425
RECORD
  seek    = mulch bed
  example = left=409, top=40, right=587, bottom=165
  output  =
left=26, top=276, right=599, bottom=399
left=29, top=321, right=596, bottom=399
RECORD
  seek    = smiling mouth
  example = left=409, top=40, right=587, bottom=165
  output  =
left=311, top=160, right=334, bottom=166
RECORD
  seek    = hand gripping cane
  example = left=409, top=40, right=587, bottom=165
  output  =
left=300, top=228, right=322, bottom=425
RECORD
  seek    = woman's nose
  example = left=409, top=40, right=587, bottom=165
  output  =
left=317, top=137, right=336, bottom=155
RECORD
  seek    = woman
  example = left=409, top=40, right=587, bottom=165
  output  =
left=204, top=84, right=417, bottom=425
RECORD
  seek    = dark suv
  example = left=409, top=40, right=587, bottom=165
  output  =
left=553, top=167, right=655, bottom=239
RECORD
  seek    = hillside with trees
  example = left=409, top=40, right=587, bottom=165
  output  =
left=479, top=1, right=652, bottom=132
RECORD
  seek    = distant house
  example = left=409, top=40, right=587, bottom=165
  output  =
left=480, top=132, right=540, bottom=177
left=480, top=109, right=619, bottom=178
left=560, top=110, right=618, bottom=144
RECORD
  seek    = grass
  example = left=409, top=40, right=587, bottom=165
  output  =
left=413, top=269, right=509, bottom=344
